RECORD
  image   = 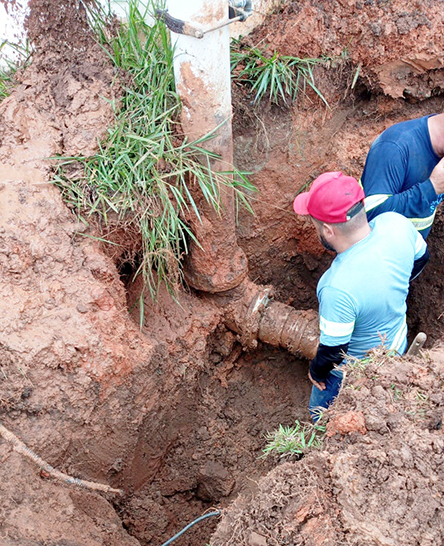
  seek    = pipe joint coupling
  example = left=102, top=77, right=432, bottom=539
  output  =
left=237, top=287, right=274, bottom=349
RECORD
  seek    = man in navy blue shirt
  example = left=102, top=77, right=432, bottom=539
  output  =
left=361, top=113, right=444, bottom=239
left=293, top=172, right=429, bottom=419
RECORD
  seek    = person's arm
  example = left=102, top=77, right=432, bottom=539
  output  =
left=364, top=182, right=437, bottom=225
left=309, top=287, right=356, bottom=388
left=361, top=142, right=443, bottom=226
left=309, top=342, right=349, bottom=383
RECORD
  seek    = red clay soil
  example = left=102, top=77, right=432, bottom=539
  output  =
left=210, top=348, right=444, bottom=546
left=118, top=276, right=312, bottom=545
left=0, top=449, right=140, bottom=546
left=0, top=6, right=312, bottom=545
left=0, top=0, right=444, bottom=545
left=249, top=0, right=444, bottom=100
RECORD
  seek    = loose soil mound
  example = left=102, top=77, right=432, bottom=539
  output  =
left=211, top=349, right=444, bottom=545
left=249, top=0, right=444, bottom=99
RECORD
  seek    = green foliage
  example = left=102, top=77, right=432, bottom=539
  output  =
left=231, top=40, right=330, bottom=107
left=390, top=383, right=403, bottom=401
left=0, top=62, right=12, bottom=101
left=345, top=355, right=370, bottom=374
left=262, top=420, right=326, bottom=458
left=53, top=0, right=255, bottom=298
left=0, top=41, right=30, bottom=102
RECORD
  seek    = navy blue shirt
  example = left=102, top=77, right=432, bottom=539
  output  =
left=361, top=114, right=442, bottom=239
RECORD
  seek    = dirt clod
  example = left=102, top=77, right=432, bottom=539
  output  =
left=326, top=410, right=367, bottom=437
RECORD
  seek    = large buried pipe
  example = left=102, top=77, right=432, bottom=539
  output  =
left=164, top=0, right=319, bottom=359
left=211, top=279, right=319, bottom=360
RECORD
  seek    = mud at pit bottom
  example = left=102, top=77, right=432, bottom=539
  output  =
left=114, top=345, right=312, bottom=546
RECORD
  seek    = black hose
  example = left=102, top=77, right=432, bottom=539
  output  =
left=160, top=510, right=222, bottom=546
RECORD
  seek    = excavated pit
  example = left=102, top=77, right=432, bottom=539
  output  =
left=107, top=86, right=444, bottom=544
left=109, top=162, right=444, bottom=546
left=113, top=336, right=313, bottom=545
left=102, top=193, right=444, bottom=546
left=1, top=1, right=444, bottom=545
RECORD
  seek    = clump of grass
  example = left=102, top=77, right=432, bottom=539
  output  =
left=0, top=41, right=30, bottom=102
left=54, top=0, right=254, bottom=298
left=231, top=39, right=330, bottom=107
left=262, top=420, right=326, bottom=458
left=345, top=341, right=396, bottom=379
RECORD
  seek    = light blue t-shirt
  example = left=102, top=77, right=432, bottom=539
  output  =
left=317, top=212, right=427, bottom=359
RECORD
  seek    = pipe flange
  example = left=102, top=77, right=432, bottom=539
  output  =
left=239, top=287, right=274, bottom=349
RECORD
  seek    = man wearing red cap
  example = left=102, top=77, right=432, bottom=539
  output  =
left=293, top=171, right=429, bottom=419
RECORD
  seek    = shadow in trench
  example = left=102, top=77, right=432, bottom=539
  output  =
left=114, top=343, right=311, bottom=546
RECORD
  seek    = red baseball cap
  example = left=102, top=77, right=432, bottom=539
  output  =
left=293, top=171, right=365, bottom=223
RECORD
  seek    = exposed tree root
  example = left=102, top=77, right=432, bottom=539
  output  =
left=0, top=422, right=123, bottom=495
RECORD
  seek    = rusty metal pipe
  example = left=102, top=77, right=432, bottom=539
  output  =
left=166, top=0, right=248, bottom=293
left=213, top=279, right=319, bottom=360
left=258, top=302, right=319, bottom=360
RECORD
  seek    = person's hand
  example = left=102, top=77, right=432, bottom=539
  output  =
left=308, top=371, right=326, bottom=391
left=430, top=156, right=444, bottom=195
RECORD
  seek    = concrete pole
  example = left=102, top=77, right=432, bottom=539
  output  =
left=166, top=0, right=248, bottom=293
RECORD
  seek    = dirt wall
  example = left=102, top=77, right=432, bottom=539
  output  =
left=0, top=2, right=228, bottom=543
left=252, top=0, right=444, bottom=99
left=0, top=451, right=140, bottom=546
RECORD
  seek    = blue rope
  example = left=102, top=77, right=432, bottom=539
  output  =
left=160, top=510, right=222, bottom=546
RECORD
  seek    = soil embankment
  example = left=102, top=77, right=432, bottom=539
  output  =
left=211, top=348, right=444, bottom=545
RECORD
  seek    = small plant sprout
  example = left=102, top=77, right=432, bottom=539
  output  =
left=346, top=384, right=362, bottom=391
left=351, top=62, right=362, bottom=90
left=415, top=390, right=429, bottom=403
left=262, top=420, right=326, bottom=458
left=345, top=355, right=370, bottom=374
left=404, top=387, right=431, bottom=421
left=390, top=383, right=403, bottom=402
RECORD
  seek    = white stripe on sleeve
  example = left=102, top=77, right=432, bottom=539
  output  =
left=389, top=316, right=407, bottom=352
left=364, top=194, right=391, bottom=212
left=409, top=212, right=436, bottom=231
left=320, top=316, right=355, bottom=338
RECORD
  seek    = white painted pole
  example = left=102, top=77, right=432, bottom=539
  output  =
left=166, top=0, right=232, bottom=148
left=165, top=0, right=248, bottom=293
